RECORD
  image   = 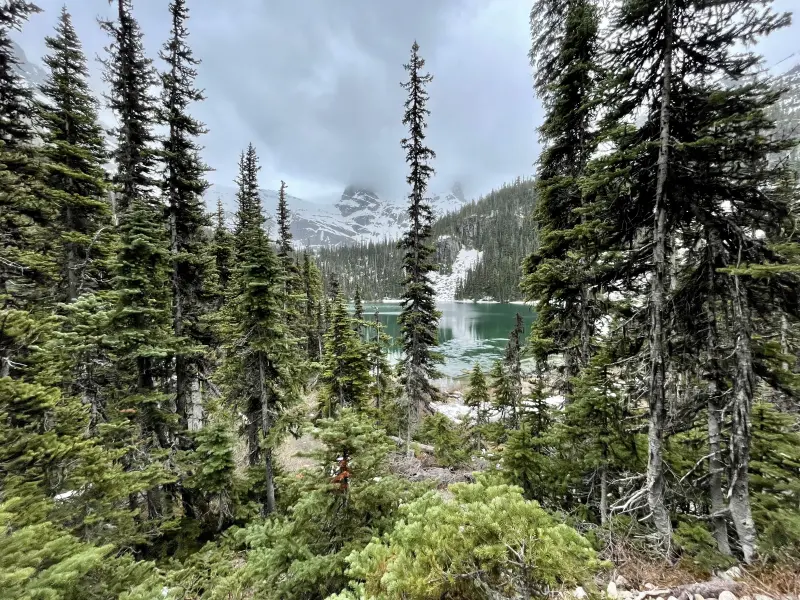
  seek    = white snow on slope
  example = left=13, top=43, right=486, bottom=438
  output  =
left=430, top=248, right=483, bottom=302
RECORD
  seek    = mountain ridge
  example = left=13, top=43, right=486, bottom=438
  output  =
left=205, top=182, right=468, bottom=248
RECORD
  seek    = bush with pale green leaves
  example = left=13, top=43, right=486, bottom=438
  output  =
left=330, top=479, right=605, bottom=600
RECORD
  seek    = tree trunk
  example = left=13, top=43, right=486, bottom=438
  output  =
left=187, top=374, right=204, bottom=431
left=259, top=353, right=276, bottom=515
left=708, top=392, right=731, bottom=555
left=729, top=276, right=757, bottom=563
left=647, top=0, right=674, bottom=550
left=600, top=465, right=609, bottom=525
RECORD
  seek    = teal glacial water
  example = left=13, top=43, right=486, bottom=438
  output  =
left=357, top=301, right=533, bottom=380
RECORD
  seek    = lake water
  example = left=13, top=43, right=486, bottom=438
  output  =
left=359, top=302, right=533, bottom=381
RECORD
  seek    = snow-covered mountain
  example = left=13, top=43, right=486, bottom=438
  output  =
left=11, top=41, right=47, bottom=91
left=205, top=183, right=468, bottom=248
left=772, top=63, right=800, bottom=166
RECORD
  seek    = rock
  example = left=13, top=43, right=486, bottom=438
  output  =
left=753, top=595, right=773, bottom=600
left=695, top=595, right=705, bottom=600
left=615, top=575, right=630, bottom=590
left=722, top=567, right=743, bottom=582
left=719, top=591, right=738, bottom=600
left=607, top=581, right=619, bottom=599
left=574, top=587, right=588, bottom=599
left=669, top=596, right=679, bottom=600
left=621, top=592, right=634, bottom=600
left=645, top=584, right=655, bottom=591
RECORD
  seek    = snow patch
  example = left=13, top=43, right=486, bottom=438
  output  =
left=430, top=248, right=483, bottom=302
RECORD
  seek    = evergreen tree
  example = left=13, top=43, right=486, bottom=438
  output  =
left=503, top=313, right=524, bottom=428
left=464, top=363, right=489, bottom=448
left=301, top=250, right=323, bottom=361
left=158, top=0, right=213, bottom=435
left=590, top=0, right=797, bottom=557
left=353, top=284, right=364, bottom=338
left=274, top=180, right=303, bottom=353
left=490, top=360, right=515, bottom=427
left=522, top=0, right=600, bottom=388
left=102, top=0, right=176, bottom=525
left=398, top=41, right=442, bottom=444
left=211, top=198, right=234, bottom=307
left=38, top=6, right=111, bottom=302
left=0, top=1, right=57, bottom=381
left=221, top=144, right=297, bottom=514
left=367, top=309, right=393, bottom=410
left=276, top=180, right=292, bottom=260
left=320, top=290, right=370, bottom=417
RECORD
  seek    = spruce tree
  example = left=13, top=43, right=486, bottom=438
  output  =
left=158, top=0, right=213, bottom=435
left=464, top=363, right=489, bottom=449
left=367, top=309, right=393, bottom=410
left=301, top=250, right=324, bottom=361
left=522, top=0, right=600, bottom=388
left=397, top=41, right=442, bottom=444
left=503, top=313, right=524, bottom=428
left=38, top=6, right=111, bottom=302
left=592, top=0, right=796, bottom=557
left=211, top=198, right=234, bottom=308
left=222, top=144, right=297, bottom=514
left=353, top=284, right=364, bottom=338
left=0, top=1, right=57, bottom=381
left=320, top=290, right=371, bottom=417
left=102, top=0, right=176, bottom=525
left=490, top=360, right=515, bottom=427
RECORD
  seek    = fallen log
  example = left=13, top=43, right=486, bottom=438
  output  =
left=671, top=580, right=743, bottom=600
left=388, top=435, right=435, bottom=455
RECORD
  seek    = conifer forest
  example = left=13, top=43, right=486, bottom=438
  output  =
left=3, top=1, right=800, bottom=599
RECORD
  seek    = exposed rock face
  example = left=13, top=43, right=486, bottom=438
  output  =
left=204, top=183, right=469, bottom=249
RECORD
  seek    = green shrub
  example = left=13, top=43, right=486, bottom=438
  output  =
left=334, top=478, right=604, bottom=599
left=418, top=412, right=470, bottom=467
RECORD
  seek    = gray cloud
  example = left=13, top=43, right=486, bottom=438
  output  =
left=15, top=0, right=799, bottom=202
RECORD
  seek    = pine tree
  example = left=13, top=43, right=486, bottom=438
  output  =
left=464, top=363, right=489, bottom=449
left=0, top=1, right=57, bottom=381
left=301, top=250, right=323, bottom=361
left=211, top=198, right=234, bottom=308
left=503, top=313, right=524, bottom=428
left=38, top=6, right=111, bottom=302
left=490, top=360, right=515, bottom=427
left=275, top=180, right=303, bottom=350
left=320, top=290, right=371, bottom=417
left=592, top=0, right=797, bottom=557
left=353, top=284, right=364, bottom=338
left=367, top=309, right=393, bottom=410
left=158, top=0, right=213, bottom=435
left=222, top=144, right=298, bottom=514
left=522, top=0, right=600, bottom=388
left=398, top=41, right=442, bottom=445
left=102, top=0, right=176, bottom=526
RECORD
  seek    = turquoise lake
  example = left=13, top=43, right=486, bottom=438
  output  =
left=358, top=302, right=533, bottom=380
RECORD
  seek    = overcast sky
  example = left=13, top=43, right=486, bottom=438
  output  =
left=14, top=0, right=800, bottom=203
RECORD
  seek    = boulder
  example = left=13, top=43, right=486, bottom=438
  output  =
left=721, top=567, right=743, bottom=582
left=718, top=591, right=737, bottom=600
left=607, top=581, right=619, bottom=599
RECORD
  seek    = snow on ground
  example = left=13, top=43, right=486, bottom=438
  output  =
left=430, top=248, right=483, bottom=302
left=431, top=401, right=473, bottom=422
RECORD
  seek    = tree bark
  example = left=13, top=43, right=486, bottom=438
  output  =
left=647, top=0, right=674, bottom=550
left=704, top=269, right=732, bottom=556
left=729, top=276, right=757, bottom=563
left=708, top=392, right=731, bottom=555
left=600, top=465, right=609, bottom=525
left=259, top=353, right=276, bottom=515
